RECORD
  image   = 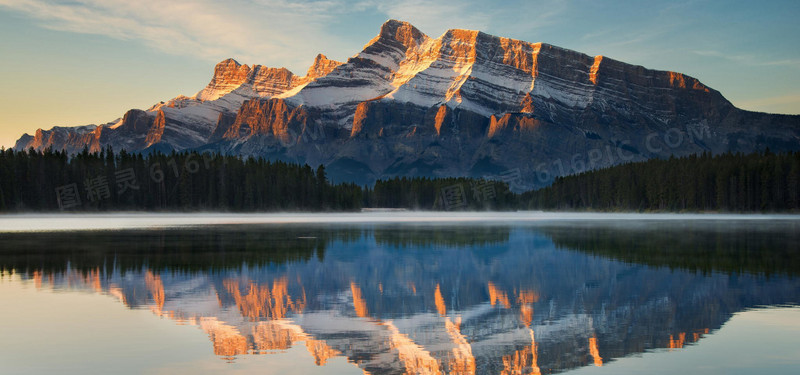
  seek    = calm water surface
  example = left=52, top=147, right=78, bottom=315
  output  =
left=1, top=213, right=799, bottom=374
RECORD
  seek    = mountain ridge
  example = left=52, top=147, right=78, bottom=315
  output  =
left=13, top=19, right=800, bottom=189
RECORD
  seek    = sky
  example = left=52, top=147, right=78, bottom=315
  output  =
left=0, top=0, right=798, bottom=148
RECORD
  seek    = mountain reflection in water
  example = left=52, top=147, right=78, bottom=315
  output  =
left=1, top=221, right=798, bottom=374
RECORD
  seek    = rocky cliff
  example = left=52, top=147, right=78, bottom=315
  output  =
left=14, top=20, right=800, bottom=189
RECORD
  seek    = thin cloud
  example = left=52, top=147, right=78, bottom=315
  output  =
left=0, top=0, right=352, bottom=72
left=0, top=0, right=575, bottom=71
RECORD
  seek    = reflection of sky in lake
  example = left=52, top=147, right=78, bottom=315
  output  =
left=1, top=214, right=799, bottom=374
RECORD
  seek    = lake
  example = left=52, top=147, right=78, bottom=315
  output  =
left=1, top=213, right=799, bottom=374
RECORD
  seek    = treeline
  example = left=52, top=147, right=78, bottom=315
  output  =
left=0, top=227, right=330, bottom=272
left=524, top=151, right=800, bottom=212
left=365, top=176, right=517, bottom=210
left=0, top=147, right=362, bottom=211
left=3, top=148, right=799, bottom=212
left=543, top=224, right=800, bottom=276
left=0, top=148, right=514, bottom=212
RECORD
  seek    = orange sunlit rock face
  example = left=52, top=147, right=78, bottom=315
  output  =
left=351, top=102, right=370, bottom=137
left=221, top=98, right=310, bottom=143
left=383, top=321, right=443, bottom=375
left=520, top=93, right=535, bottom=114
left=589, top=55, right=603, bottom=85
left=488, top=113, right=540, bottom=138
left=668, top=332, right=687, bottom=349
left=200, top=317, right=250, bottom=357
left=434, top=105, right=449, bottom=136
left=198, top=313, right=343, bottom=363
left=517, top=117, right=540, bottom=132
left=443, top=318, right=476, bottom=375
left=588, top=337, right=603, bottom=366
left=304, top=54, right=343, bottom=81
left=501, top=346, right=536, bottom=375
left=209, top=58, right=251, bottom=92
left=12, top=262, right=731, bottom=373
left=693, top=328, right=710, bottom=342
left=144, top=110, right=166, bottom=146
left=194, top=54, right=342, bottom=102
left=351, top=282, right=370, bottom=318
left=107, top=286, right=127, bottom=305
left=520, top=305, right=534, bottom=327
left=499, top=37, right=535, bottom=73
left=364, top=19, right=426, bottom=53
left=435, top=284, right=447, bottom=316
left=666, top=72, right=710, bottom=92
left=517, top=290, right=539, bottom=304
left=305, top=339, right=341, bottom=366
left=145, top=271, right=165, bottom=312
left=488, top=114, right=511, bottom=138
left=669, top=72, right=687, bottom=89
left=442, top=29, right=480, bottom=63
left=251, top=322, right=295, bottom=351
left=223, top=277, right=306, bottom=320
left=33, top=270, right=42, bottom=289
left=516, top=289, right=539, bottom=326
left=202, top=317, right=342, bottom=364
left=501, top=330, right=540, bottom=375
left=488, top=282, right=511, bottom=308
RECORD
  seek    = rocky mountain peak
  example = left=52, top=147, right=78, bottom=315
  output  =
left=195, top=59, right=253, bottom=101
left=12, top=19, right=800, bottom=189
left=363, top=19, right=429, bottom=55
left=441, top=28, right=481, bottom=42
left=306, top=54, right=343, bottom=80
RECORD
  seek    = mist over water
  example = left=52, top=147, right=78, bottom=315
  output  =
left=2, top=211, right=799, bottom=232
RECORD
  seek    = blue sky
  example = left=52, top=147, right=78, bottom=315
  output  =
left=1, top=0, right=798, bottom=147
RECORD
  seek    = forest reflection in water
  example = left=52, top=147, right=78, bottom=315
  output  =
left=1, top=218, right=799, bottom=374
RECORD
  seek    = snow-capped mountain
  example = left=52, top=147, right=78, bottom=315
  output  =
left=14, top=20, right=800, bottom=188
